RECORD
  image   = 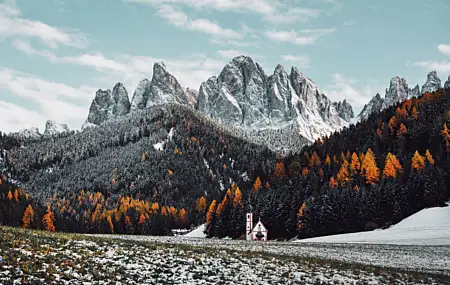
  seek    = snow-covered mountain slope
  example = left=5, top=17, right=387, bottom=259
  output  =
left=295, top=203, right=450, bottom=245
left=197, top=56, right=353, bottom=143
left=44, top=120, right=70, bottom=136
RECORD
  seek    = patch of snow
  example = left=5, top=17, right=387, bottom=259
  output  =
left=153, top=141, right=165, bottom=151
left=183, top=224, right=206, bottom=238
left=167, top=127, right=175, bottom=141
left=296, top=203, right=450, bottom=245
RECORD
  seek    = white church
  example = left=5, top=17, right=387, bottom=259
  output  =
left=246, top=213, right=268, bottom=241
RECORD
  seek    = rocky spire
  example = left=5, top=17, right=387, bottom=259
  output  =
left=421, top=71, right=441, bottom=94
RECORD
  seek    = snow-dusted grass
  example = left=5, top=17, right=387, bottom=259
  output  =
left=296, top=203, right=450, bottom=246
left=1, top=227, right=448, bottom=284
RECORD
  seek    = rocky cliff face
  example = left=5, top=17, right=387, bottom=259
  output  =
left=408, top=84, right=420, bottom=98
left=130, top=63, right=188, bottom=112
left=358, top=93, right=384, bottom=120
left=85, top=83, right=131, bottom=126
left=197, top=56, right=353, bottom=142
left=359, top=71, right=444, bottom=121
left=82, top=56, right=354, bottom=144
left=44, top=120, right=70, bottom=136
left=384, top=76, right=409, bottom=108
left=421, top=71, right=441, bottom=94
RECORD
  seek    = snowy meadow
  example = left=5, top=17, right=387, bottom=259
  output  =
left=1, top=226, right=449, bottom=284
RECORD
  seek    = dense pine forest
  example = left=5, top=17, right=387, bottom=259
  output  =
left=1, top=87, right=450, bottom=239
left=205, top=87, right=450, bottom=239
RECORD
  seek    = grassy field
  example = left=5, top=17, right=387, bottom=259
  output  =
left=0, top=226, right=449, bottom=284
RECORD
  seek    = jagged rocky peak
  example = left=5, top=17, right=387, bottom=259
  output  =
left=267, top=64, right=297, bottom=123
left=384, top=76, right=409, bottom=106
left=85, top=83, right=131, bottom=126
left=44, top=120, right=70, bottom=136
left=444, top=75, right=450, bottom=90
left=359, top=93, right=384, bottom=121
left=422, top=71, right=441, bottom=94
left=197, top=55, right=353, bottom=142
left=112, top=82, right=131, bottom=116
left=333, top=99, right=354, bottom=121
left=198, top=55, right=269, bottom=127
left=147, top=62, right=187, bottom=107
left=409, top=84, right=420, bottom=98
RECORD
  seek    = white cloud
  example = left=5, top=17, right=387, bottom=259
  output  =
left=414, top=60, right=450, bottom=74
left=11, top=40, right=230, bottom=90
left=0, top=101, right=48, bottom=133
left=280, top=55, right=310, bottom=69
left=323, top=73, right=379, bottom=112
left=128, top=0, right=328, bottom=24
left=266, top=28, right=336, bottom=46
left=263, top=8, right=321, bottom=24
left=0, top=67, right=96, bottom=132
left=437, top=44, right=450, bottom=56
left=156, top=4, right=242, bottom=39
left=129, top=0, right=276, bottom=15
left=0, top=0, right=88, bottom=48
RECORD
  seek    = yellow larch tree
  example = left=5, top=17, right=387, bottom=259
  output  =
left=361, top=148, right=379, bottom=185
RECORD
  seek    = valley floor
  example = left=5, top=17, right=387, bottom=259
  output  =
left=0, top=227, right=449, bottom=284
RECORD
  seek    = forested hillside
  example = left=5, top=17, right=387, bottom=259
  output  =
left=1, top=104, right=278, bottom=233
left=2, top=88, right=450, bottom=239
left=206, top=87, right=450, bottom=240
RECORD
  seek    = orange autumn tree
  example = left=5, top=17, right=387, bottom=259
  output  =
left=309, top=151, right=321, bottom=167
left=329, top=177, right=338, bottom=188
left=441, top=123, right=450, bottom=151
left=382, top=153, right=402, bottom=179
left=361, top=148, right=379, bottom=185
left=206, top=200, right=217, bottom=225
left=336, top=159, right=351, bottom=186
left=325, top=155, right=331, bottom=166
left=425, top=149, right=435, bottom=166
left=411, top=151, right=425, bottom=171
left=253, top=177, right=262, bottom=192
left=22, top=204, right=35, bottom=229
left=302, top=167, right=309, bottom=177
left=388, top=116, right=398, bottom=134
left=397, top=123, right=407, bottom=138
left=411, top=106, right=418, bottom=119
left=13, top=190, right=19, bottom=203
left=178, top=208, right=188, bottom=226
left=232, top=187, right=242, bottom=207
left=107, top=216, right=114, bottom=233
left=297, top=202, right=307, bottom=231
left=195, top=196, right=207, bottom=213
left=274, top=162, right=286, bottom=177
left=42, top=204, right=56, bottom=232
left=350, top=152, right=361, bottom=173
left=7, top=190, right=13, bottom=201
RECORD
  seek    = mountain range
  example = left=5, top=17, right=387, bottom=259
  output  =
left=10, top=56, right=450, bottom=151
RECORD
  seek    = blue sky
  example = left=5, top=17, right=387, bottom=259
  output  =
left=0, top=0, right=449, bottom=133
